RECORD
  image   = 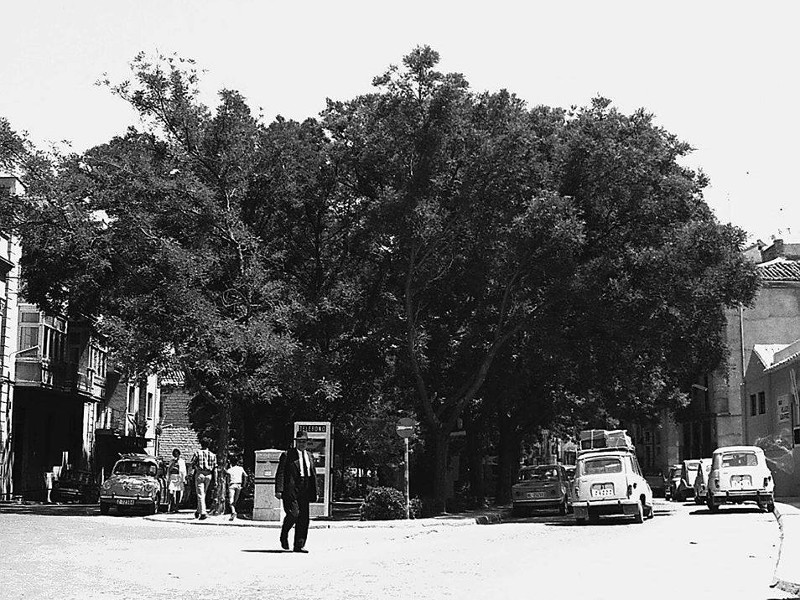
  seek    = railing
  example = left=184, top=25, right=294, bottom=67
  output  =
left=15, top=358, right=105, bottom=401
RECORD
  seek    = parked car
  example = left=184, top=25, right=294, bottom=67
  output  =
left=572, top=448, right=654, bottom=524
left=664, top=464, right=682, bottom=501
left=674, top=459, right=702, bottom=502
left=707, top=446, right=774, bottom=512
left=693, top=458, right=712, bottom=504
left=512, top=464, right=571, bottom=515
left=52, top=468, right=99, bottom=504
left=99, top=454, right=168, bottom=515
left=645, top=469, right=666, bottom=498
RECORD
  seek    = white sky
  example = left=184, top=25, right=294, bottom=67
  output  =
left=2, top=0, right=798, bottom=243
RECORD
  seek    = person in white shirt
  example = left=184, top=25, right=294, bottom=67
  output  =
left=167, top=448, right=187, bottom=513
left=226, top=456, right=247, bottom=521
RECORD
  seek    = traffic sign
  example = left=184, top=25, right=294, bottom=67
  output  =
left=396, top=417, right=415, bottom=438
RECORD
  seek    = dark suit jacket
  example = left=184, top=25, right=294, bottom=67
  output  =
left=275, top=447, right=318, bottom=502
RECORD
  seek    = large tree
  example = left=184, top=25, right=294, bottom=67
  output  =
left=324, top=49, right=758, bottom=510
left=3, top=56, right=299, bottom=512
left=324, top=47, right=584, bottom=509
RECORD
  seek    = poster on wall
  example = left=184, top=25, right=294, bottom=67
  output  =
left=294, top=421, right=332, bottom=517
left=779, top=395, right=791, bottom=422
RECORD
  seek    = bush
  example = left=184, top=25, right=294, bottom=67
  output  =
left=359, top=486, right=407, bottom=520
left=334, top=470, right=365, bottom=500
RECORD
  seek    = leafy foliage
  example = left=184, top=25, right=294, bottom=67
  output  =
left=359, top=486, right=407, bottom=520
left=0, top=47, right=760, bottom=515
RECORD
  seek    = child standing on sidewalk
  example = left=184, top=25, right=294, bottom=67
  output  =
left=226, top=456, right=247, bottom=521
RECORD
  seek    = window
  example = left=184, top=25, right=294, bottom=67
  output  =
left=750, top=394, right=757, bottom=417
left=146, top=392, right=153, bottom=419
left=19, top=324, right=39, bottom=351
left=758, top=392, right=766, bottom=415
left=127, top=385, right=136, bottom=414
left=582, top=457, right=622, bottom=475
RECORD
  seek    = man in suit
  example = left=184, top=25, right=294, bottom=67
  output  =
left=275, top=429, right=318, bottom=552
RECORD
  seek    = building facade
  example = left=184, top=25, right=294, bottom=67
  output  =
left=657, top=240, right=800, bottom=475
left=0, top=177, right=22, bottom=500
left=743, top=340, right=800, bottom=495
left=95, top=370, right=162, bottom=480
left=12, top=303, right=109, bottom=499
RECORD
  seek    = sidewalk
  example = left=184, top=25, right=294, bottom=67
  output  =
left=772, top=498, right=800, bottom=597
left=143, top=506, right=507, bottom=528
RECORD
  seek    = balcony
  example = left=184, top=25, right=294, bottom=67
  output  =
left=15, top=355, right=106, bottom=401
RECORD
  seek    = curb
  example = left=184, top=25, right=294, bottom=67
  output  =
left=143, top=510, right=504, bottom=528
left=771, top=502, right=800, bottom=597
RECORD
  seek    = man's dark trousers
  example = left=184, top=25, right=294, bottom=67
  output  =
left=281, top=477, right=312, bottom=550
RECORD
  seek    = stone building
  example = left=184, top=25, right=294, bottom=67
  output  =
left=678, top=239, right=800, bottom=466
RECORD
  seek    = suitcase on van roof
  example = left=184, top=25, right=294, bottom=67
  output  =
left=579, top=429, right=633, bottom=451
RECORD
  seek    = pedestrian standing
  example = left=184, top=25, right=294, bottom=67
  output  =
left=166, top=448, right=187, bottom=513
left=275, top=430, right=318, bottom=552
left=191, top=438, right=216, bottom=520
left=226, top=456, right=246, bottom=521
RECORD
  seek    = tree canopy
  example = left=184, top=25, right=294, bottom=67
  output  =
left=0, top=47, right=759, bottom=512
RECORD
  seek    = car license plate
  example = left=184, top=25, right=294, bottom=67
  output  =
left=526, top=491, right=545, bottom=499
left=730, top=475, right=751, bottom=488
left=591, top=484, right=614, bottom=498
left=117, top=498, right=135, bottom=505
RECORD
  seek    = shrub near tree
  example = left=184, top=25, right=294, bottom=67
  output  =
left=359, top=486, right=407, bottom=521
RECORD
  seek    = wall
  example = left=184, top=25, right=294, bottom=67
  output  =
left=744, top=355, right=800, bottom=496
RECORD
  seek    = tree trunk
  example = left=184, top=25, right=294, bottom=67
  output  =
left=212, top=402, right=230, bottom=516
left=431, top=430, right=450, bottom=514
left=465, top=420, right=486, bottom=507
left=495, top=412, right=519, bottom=505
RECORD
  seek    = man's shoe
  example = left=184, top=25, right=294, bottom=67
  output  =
left=280, top=537, right=290, bottom=550
left=194, top=512, right=200, bottom=519
left=229, top=513, right=235, bottom=521
left=199, top=514, right=208, bottom=520
left=293, top=547, right=308, bottom=553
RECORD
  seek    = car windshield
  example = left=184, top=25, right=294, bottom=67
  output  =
left=582, top=457, right=622, bottom=475
left=518, top=466, right=560, bottom=481
left=687, top=464, right=699, bottom=472
left=113, top=460, right=157, bottom=477
left=721, top=452, right=758, bottom=468
left=670, top=468, right=681, bottom=478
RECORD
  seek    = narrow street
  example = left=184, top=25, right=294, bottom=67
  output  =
left=0, top=500, right=791, bottom=600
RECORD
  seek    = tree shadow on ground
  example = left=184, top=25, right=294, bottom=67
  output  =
left=0, top=503, right=100, bottom=517
left=689, top=506, right=765, bottom=516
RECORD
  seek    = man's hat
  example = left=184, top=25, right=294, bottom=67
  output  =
left=295, top=430, right=309, bottom=440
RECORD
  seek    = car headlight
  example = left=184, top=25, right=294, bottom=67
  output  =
left=102, top=480, right=113, bottom=490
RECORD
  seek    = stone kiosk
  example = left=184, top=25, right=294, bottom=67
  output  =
left=253, top=448, right=283, bottom=521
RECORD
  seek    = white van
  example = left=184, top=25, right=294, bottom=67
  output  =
left=706, top=446, right=774, bottom=512
left=572, top=448, right=654, bottom=524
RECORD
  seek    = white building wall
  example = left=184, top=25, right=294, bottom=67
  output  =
left=0, top=178, right=23, bottom=499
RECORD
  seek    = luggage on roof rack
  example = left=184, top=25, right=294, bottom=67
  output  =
left=579, top=429, right=634, bottom=452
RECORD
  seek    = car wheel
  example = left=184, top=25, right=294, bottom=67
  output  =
left=558, top=497, right=568, bottom=516
left=707, top=493, right=719, bottom=513
left=99, top=502, right=110, bottom=515
left=576, top=517, right=587, bottom=525
left=634, top=501, right=644, bottom=524
left=645, top=504, right=654, bottom=519
left=767, top=500, right=775, bottom=513
left=145, top=497, right=158, bottom=515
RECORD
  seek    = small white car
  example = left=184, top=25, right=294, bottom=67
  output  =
left=572, top=448, right=654, bottom=524
left=706, top=446, right=774, bottom=512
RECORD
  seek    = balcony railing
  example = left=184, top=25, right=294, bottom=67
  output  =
left=15, top=358, right=106, bottom=401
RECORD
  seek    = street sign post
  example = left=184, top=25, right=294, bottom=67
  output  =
left=396, top=418, right=415, bottom=519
